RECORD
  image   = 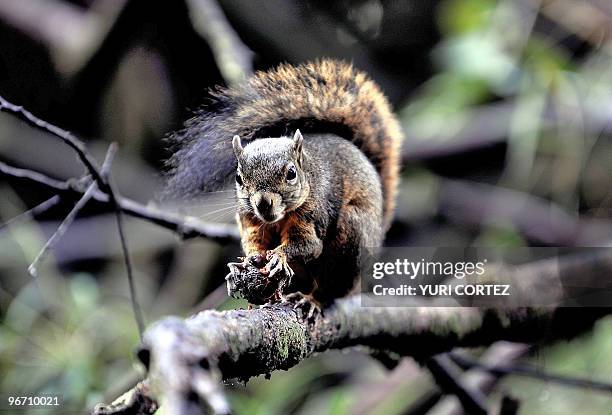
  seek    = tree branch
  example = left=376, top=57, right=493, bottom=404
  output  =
left=0, top=161, right=240, bottom=243
left=98, top=301, right=607, bottom=415
left=185, top=0, right=254, bottom=86
left=94, top=246, right=612, bottom=414
left=0, top=94, right=240, bottom=339
left=27, top=143, right=116, bottom=276
left=449, top=351, right=612, bottom=393
left=420, top=342, right=528, bottom=415
left=425, top=354, right=489, bottom=415
left=438, top=179, right=612, bottom=246
left=0, top=95, right=107, bottom=186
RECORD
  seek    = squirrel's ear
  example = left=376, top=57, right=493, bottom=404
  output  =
left=293, top=129, right=304, bottom=160
left=232, top=135, right=243, bottom=160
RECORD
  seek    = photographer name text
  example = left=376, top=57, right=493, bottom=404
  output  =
left=369, top=258, right=511, bottom=297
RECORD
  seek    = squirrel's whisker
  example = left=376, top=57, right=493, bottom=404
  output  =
left=197, top=201, right=237, bottom=207
left=198, top=205, right=237, bottom=219
left=202, top=189, right=235, bottom=195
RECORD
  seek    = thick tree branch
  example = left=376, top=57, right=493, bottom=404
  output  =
left=94, top=247, right=612, bottom=414
left=100, top=302, right=607, bottom=415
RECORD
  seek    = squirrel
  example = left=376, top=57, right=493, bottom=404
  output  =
left=166, top=59, right=402, bottom=312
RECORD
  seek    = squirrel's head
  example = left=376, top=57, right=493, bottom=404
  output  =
left=232, top=130, right=309, bottom=223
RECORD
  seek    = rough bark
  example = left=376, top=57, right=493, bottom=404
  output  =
left=94, top=247, right=612, bottom=415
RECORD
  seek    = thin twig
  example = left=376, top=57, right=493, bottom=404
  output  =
left=0, top=163, right=70, bottom=190
left=0, top=161, right=240, bottom=242
left=102, top=143, right=145, bottom=337
left=413, top=342, right=529, bottom=415
left=0, top=95, right=147, bottom=337
left=0, top=195, right=61, bottom=232
left=449, top=352, right=612, bottom=393
left=27, top=182, right=97, bottom=277
left=0, top=95, right=106, bottom=187
left=27, top=143, right=118, bottom=277
left=0, top=93, right=235, bottom=337
left=100, top=143, right=118, bottom=175
left=425, top=355, right=489, bottom=415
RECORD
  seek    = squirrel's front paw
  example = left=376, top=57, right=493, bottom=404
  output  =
left=264, top=250, right=294, bottom=280
left=246, top=252, right=267, bottom=268
left=226, top=254, right=278, bottom=304
left=224, top=251, right=295, bottom=305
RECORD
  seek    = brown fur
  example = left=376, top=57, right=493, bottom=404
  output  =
left=166, top=60, right=403, bottom=229
left=220, top=60, right=402, bottom=228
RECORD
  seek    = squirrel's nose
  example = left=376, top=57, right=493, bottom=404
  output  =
left=253, top=192, right=274, bottom=214
left=257, top=193, right=274, bottom=213
left=252, top=192, right=282, bottom=222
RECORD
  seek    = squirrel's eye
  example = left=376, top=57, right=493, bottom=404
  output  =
left=235, top=173, right=243, bottom=186
left=286, top=165, right=297, bottom=183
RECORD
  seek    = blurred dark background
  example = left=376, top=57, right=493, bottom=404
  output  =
left=1, top=0, right=612, bottom=414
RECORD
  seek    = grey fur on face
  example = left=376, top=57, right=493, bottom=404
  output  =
left=233, top=130, right=309, bottom=223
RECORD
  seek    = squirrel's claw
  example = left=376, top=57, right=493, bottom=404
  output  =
left=225, top=252, right=294, bottom=304
left=281, top=292, right=322, bottom=321
left=264, top=251, right=294, bottom=280
left=226, top=255, right=280, bottom=304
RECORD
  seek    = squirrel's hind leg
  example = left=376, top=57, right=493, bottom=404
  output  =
left=281, top=290, right=323, bottom=321
left=319, top=202, right=383, bottom=301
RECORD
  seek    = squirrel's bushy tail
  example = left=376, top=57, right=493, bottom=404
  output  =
left=166, top=59, right=403, bottom=228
